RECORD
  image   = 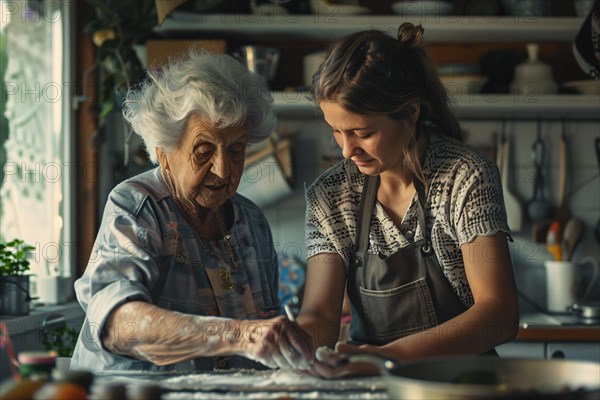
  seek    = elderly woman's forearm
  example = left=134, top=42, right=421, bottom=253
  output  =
left=102, top=301, right=247, bottom=365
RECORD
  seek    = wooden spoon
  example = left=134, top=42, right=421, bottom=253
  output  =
left=563, top=218, right=583, bottom=261
left=553, top=124, right=571, bottom=229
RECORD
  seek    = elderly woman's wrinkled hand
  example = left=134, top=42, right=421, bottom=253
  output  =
left=243, top=316, right=315, bottom=370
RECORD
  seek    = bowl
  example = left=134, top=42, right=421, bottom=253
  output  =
left=439, top=74, right=488, bottom=94
left=391, top=1, right=454, bottom=16
left=574, top=0, right=595, bottom=17
left=310, top=1, right=370, bottom=15
left=351, top=355, right=600, bottom=399
left=563, top=80, right=600, bottom=95
left=437, top=64, right=481, bottom=76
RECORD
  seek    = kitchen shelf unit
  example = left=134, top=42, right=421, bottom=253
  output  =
left=273, top=92, right=600, bottom=120
left=156, top=13, right=584, bottom=43
left=156, top=13, right=598, bottom=120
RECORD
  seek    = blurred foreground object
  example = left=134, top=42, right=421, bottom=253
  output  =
left=573, top=0, right=600, bottom=78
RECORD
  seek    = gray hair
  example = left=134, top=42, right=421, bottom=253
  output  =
left=123, top=51, right=276, bottom=164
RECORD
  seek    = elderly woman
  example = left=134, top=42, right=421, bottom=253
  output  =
left=71, top=52, right=314, bottom=372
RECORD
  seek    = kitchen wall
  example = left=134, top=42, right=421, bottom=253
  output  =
left=95, top=95, right=599, bottom=312
left=262, top=117, right=600, bottom=309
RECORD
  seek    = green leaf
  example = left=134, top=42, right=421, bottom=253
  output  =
left=99, top=100, right=114, bottom=117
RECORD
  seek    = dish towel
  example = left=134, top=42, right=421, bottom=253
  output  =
left=573, top=0, right=600, bottom=78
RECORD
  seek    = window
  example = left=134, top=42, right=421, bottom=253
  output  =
left=1, top=1, right=74, bottom=294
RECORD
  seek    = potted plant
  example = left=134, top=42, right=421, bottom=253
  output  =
left=0, top=239, right=35, bottom=315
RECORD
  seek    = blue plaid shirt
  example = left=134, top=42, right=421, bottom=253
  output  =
left=71, top=167, right=280, bottom=372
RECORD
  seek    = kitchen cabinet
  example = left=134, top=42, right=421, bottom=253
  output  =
left=155, top=13, right=599, bottom=120
left=497, top=341, right=600, bottom=363
left=497, top=311, right=600, bottom=363
left=496, top=341, right=546, bottom=359
left=547, top=342, right=600, bottom=362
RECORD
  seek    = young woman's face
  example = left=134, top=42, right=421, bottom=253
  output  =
left=320, top=102, right=419, bottom=176
left=159, top=113, right=248, bottom=212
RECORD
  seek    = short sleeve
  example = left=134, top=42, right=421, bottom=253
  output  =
left=453, top=158, right=511, bottom=245
left=305, top=185, right=339, bottom=259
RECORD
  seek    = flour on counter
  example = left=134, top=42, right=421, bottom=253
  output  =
left=94, top=368, right=388, bottom=399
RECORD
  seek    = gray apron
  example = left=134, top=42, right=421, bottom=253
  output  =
left=347, top=174, right=497, bottom=356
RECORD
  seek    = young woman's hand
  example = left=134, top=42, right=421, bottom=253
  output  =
left=304, top=344, right=384, bottom=379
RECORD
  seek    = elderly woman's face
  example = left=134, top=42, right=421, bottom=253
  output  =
left=162, top=113, right=248, bottom=212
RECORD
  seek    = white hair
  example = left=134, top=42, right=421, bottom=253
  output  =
left=122, top=51, right=276, bottom=164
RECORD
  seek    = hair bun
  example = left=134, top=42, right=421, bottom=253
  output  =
left=397, top=23, right=424, bottom=47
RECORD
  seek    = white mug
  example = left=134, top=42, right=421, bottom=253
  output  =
left=543, top=257, right=599, bottom=313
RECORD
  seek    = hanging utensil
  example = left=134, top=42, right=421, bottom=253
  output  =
left=553, top=120, right=572, bottom=229
left=500, top=121, right=522, bottom=232
left=563, top=217, right=583, bottom=261
left=546, top=220, right=563, bottom=261
left=528, top=120, right=552, bottom=242
left=595, top=138, right=600, bottom=244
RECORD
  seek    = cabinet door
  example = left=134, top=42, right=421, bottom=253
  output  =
left=496, top=341, right=545, bottom=359
left=547, top=342, right=600, bottom=362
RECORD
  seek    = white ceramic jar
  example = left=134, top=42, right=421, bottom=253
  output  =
left=510, top=43, right=558, bottom=96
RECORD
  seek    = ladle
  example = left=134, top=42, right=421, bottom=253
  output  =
left=526, top=121, right=552, bottom=221
left=563, top=217, right=583, bottom=261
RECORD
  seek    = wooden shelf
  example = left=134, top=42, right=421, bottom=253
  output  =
left=272, top=92, right=600, bottom=120
left=156, top=13, right=585, bottom=43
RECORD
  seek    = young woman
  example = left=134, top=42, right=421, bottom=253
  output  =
left=296, top=23, right=519, bottom=378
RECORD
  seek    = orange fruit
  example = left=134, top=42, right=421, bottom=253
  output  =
left=33, top=382, right=88, bottom=400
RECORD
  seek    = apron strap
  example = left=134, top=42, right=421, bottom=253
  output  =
left=353, top=175, right=434, bottom=267
left=353, top=174, right=379, bottom=269
left=413, top=178, right=433, bottom=256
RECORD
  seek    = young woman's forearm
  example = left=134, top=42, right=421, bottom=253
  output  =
left=381, top=298, right=519, bottom=361
left=297, top=312, right=341, bottom=349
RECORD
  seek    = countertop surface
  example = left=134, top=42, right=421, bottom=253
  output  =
left=516, top=299, right=600, bottom=341
left=93, top=369, right=388, bottom=399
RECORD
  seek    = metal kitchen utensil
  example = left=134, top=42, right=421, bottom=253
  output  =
left=569, top=302, right=600, bottom=320
left=499, top=123, right=522, bottom=232
left=526, top=121, right=552, bottom=223
left=594, top=138, right=600, bottom=243
left=563, top=217, right=583, bottom=261
left=232, top=46, right=281, bottom=86
left=546, top=220, right=563, bottom=261
left=350, top=355, right=600, bottom=399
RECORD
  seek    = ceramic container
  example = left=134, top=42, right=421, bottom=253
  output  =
left=510, top=43, right=558, bottom=95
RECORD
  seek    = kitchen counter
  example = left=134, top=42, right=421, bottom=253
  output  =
left=517, top=313, right=600, bottom=341
left=516, top=299, right=600, bottom=342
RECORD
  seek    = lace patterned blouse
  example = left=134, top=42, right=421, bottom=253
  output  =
left=305, top=131, right=511, bottom=306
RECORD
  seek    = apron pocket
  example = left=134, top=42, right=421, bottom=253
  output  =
left=359, top=277, right=438, bottom=340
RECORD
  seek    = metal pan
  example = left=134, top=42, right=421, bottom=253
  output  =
left=569, top=303, right=600, bottom=320
left=351, top=355, right=600, bottom=399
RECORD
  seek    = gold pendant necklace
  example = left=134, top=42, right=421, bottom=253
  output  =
left=161, top=167, right=239, bottom=291
left=215, top=207, right=239, bottom=291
